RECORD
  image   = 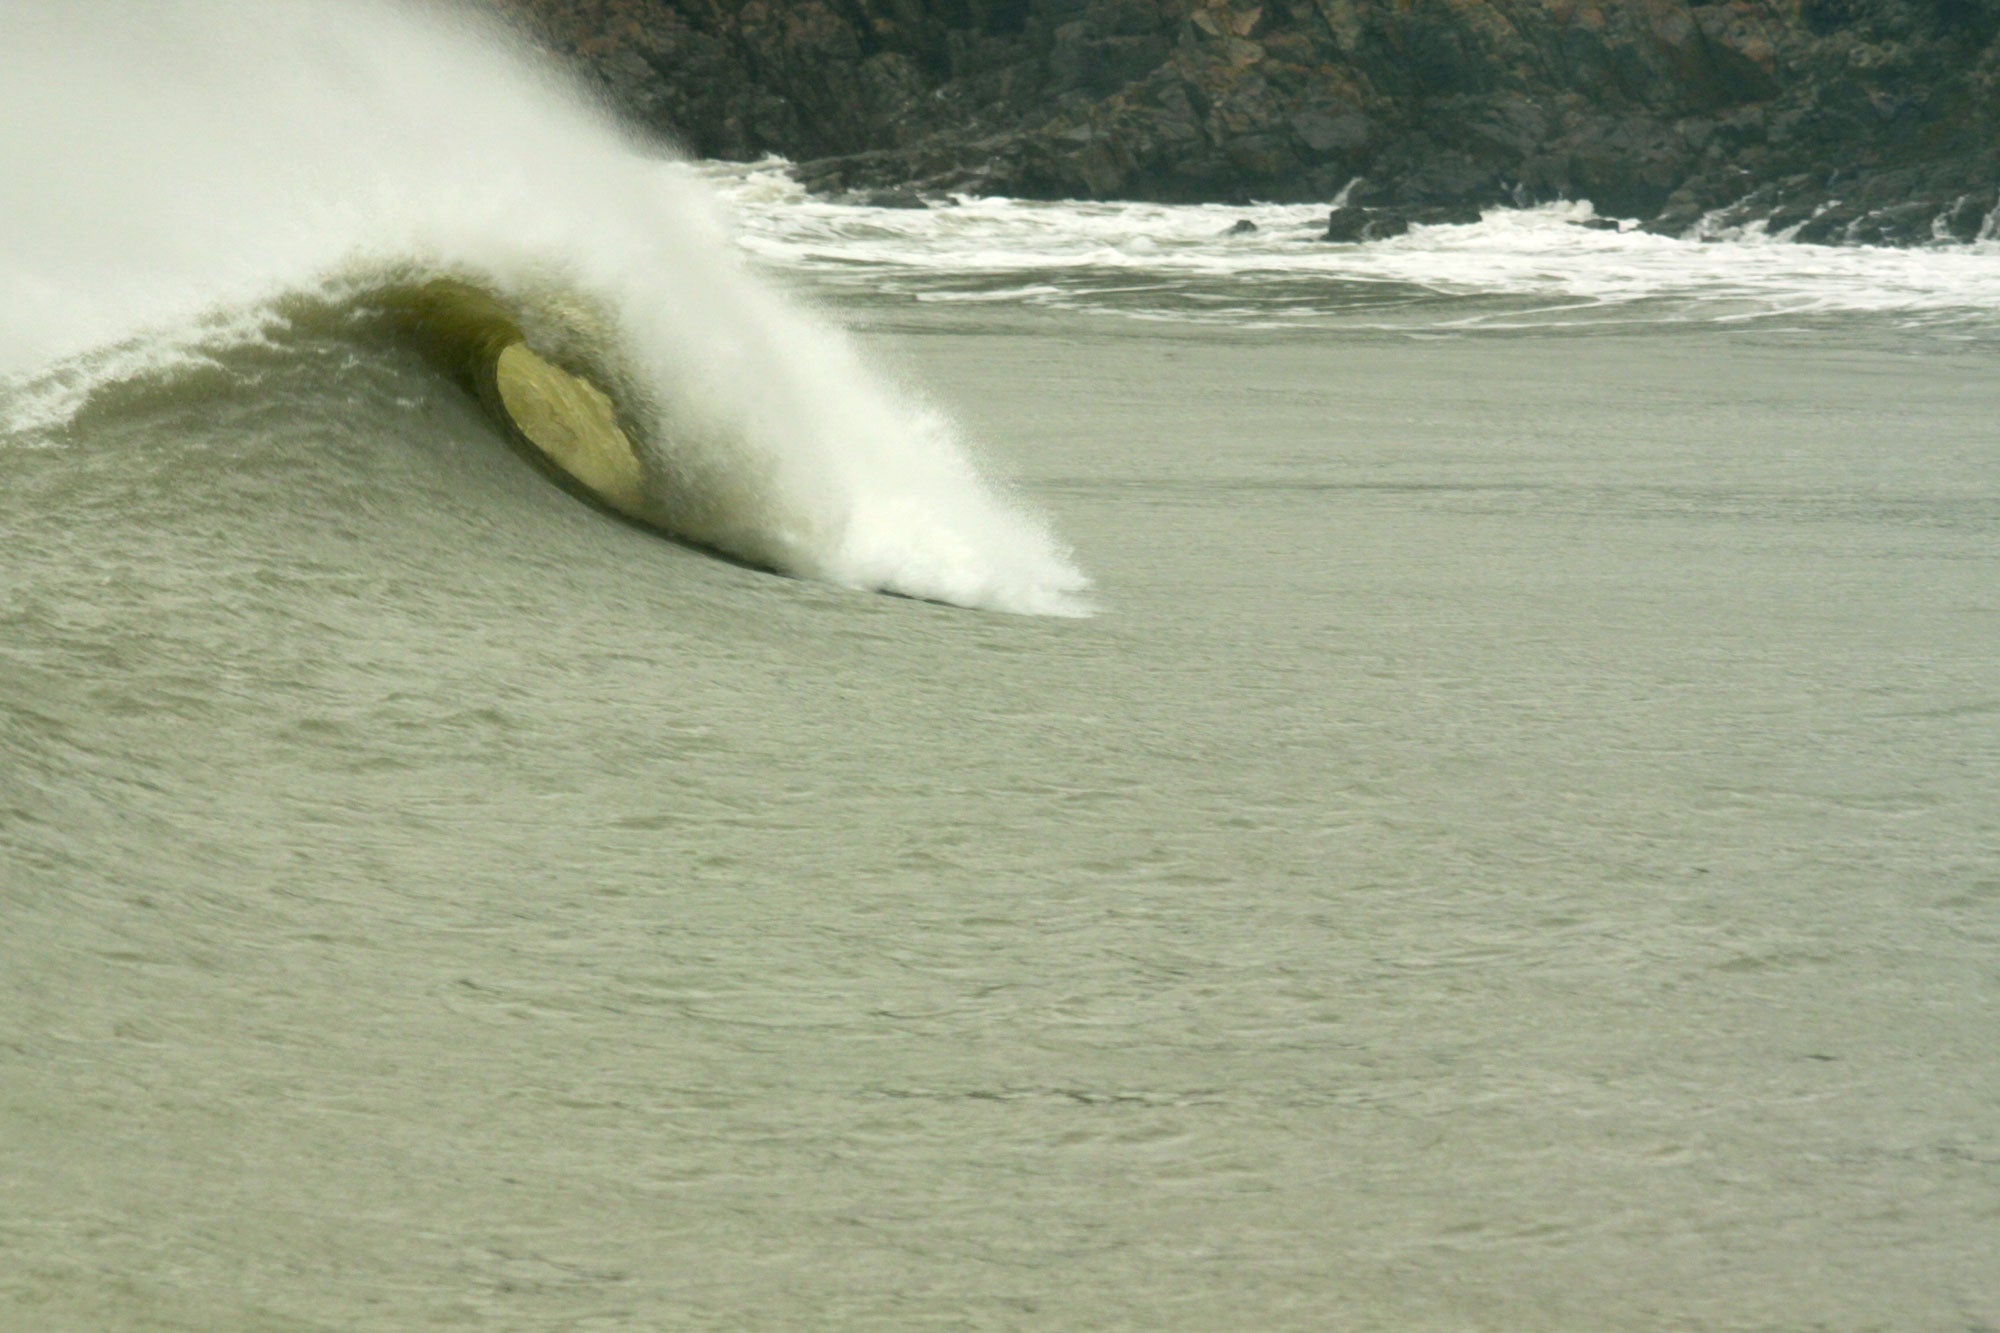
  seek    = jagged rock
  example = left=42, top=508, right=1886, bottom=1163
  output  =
left=1323, top=206, right=1408, bottom=242
left=1794, top=204, right=1865, bottom=245
left=490, top=0, right=2000, bottom=247
left=1321, top=207, right=1371, bottom=242
left=1850, top=201, right=1930, bottom=244
left=1938, top=192, right=1995, bottom=242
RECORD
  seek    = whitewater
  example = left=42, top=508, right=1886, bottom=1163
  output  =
left=0, top=0, right=1089, bottom=614
left=5, top=4, right=1999, bottom=1330
left=704, top=160, right=2000, bottom=336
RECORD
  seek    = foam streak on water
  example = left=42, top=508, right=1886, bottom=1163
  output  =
left=0, top=1, right=1089, bottom=615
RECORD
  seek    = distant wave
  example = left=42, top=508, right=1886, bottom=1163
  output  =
left=0, top=0, right=1090, bottom=615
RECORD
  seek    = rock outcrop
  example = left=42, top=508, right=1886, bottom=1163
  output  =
left=490, top=0, right=2000, bottom=244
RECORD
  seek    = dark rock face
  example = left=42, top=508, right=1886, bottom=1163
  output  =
left=1321, top=199, right=1479, bottom=240
left=491, top=0, right=2000, bottom=245
left=1324, top=205, right=1394, bottom=241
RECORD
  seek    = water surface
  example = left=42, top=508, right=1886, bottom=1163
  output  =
left=7, top=301, right=1998, bottom=1328
left=4, top=6, right=1998, bottom=1329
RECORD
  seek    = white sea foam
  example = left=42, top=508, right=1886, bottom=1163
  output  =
left=703, top=160, right=2000, bottom=334
left=0, top=1, right=1090, bottom=615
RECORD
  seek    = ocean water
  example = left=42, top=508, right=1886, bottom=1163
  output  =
left=4, top=4, right=1999, bottom=1330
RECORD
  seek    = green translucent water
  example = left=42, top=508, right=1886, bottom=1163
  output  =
left=3, top=308, right=1997, bottom=1329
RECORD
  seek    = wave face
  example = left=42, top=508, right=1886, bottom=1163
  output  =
left=0, top=0, right=1089, bottom=615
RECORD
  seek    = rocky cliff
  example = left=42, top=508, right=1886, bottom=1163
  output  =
left=490, top=0, right=2000, bottom=244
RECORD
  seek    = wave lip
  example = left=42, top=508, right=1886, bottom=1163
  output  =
left=0, top=0, right=1090, bottom=616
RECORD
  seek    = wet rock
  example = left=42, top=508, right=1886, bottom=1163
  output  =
left=1848, top=200, right=1944, bottom=246
left=1321, top=206, right=1370, bottom=242
left=859, top=188, right=929, bottom=210
left=1226, top=218, right=1259, bottom=235
left=1640, top=206, right=1704, bottom=238
left=1764, top=201, right=1820, bottom=235
left=496, top=0, right=2000, bottom=247
left=1938, top=192, right=1995, bottom=242
left=1323, top=206, right=1408, bottom=242
left=1639, top=169, right=1762, bottom=236
left=1793, top=203, right=1864, bottom=246
left=1405, top=203, right=1485, bottom=227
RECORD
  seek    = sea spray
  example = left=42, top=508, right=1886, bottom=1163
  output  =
left=0, top=0, right=1091, bottom=615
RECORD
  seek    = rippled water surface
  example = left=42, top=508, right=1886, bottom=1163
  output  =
left=8, top=292, right=1999, bottom=1328
left=6, top=16, right=2000, bottom=1323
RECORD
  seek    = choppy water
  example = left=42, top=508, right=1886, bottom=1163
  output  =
left=5, top=4, right=2000, bottom=1330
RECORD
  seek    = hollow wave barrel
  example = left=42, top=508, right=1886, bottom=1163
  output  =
left=388, top=279, right=649, bottom=520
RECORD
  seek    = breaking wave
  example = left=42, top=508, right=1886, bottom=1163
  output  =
left=0, top=0, right=1090, bottom=615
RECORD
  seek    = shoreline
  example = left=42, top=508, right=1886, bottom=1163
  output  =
left=492, top=0, right=2000, bottom=249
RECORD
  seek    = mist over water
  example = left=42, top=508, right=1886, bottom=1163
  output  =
left=0, top=0, right=1088, bottom=613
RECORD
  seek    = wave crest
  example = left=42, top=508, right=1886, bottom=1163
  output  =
left=0, top=0, right=1090, bottom=615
